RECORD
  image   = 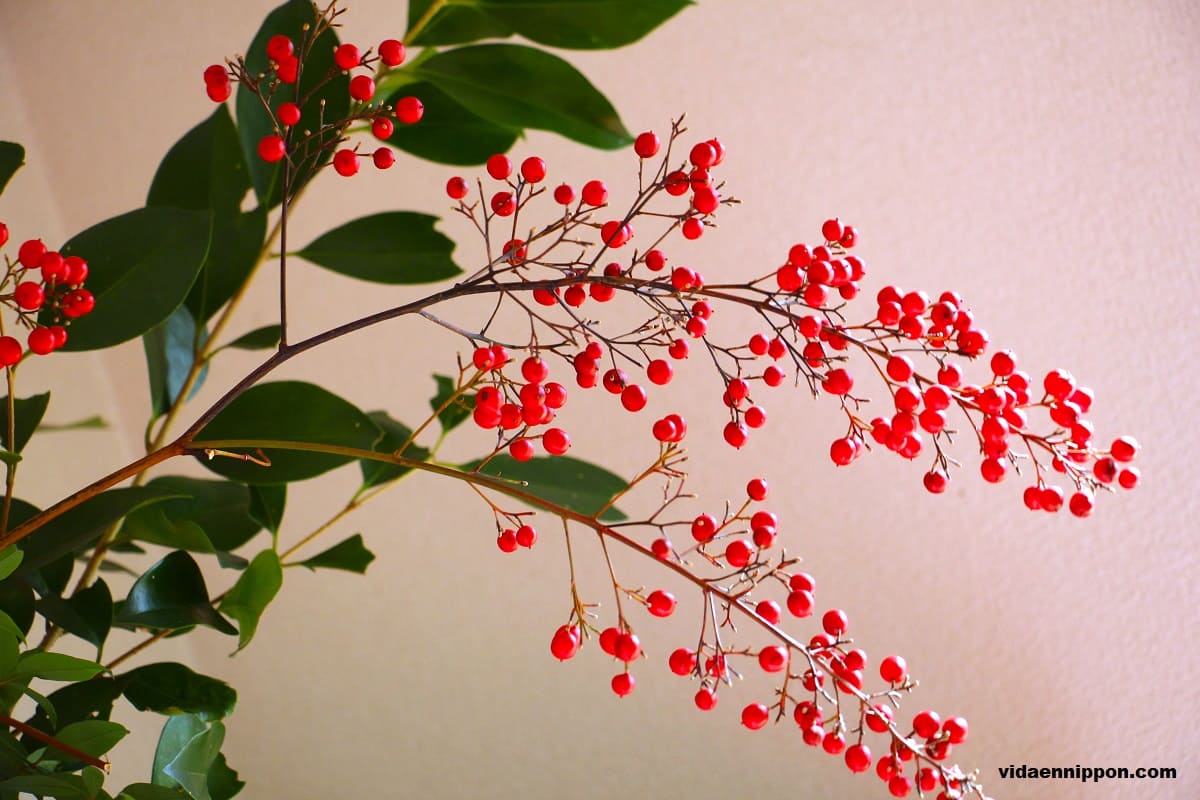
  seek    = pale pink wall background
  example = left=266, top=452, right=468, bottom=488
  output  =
left=1, top=1, right=1198, bottom=798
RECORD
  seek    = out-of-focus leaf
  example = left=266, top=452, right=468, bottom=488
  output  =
left=359, top=412, right=430, bottom=489
left=296, top=534, right=375, bottom=575
left=0, top=393, right=49, bottom=453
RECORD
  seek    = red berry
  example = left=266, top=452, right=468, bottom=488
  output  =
left=27, top=327, right=54, bottom=356
left=822, top=609, right=848, bottom=637
left=723, top=421, right=748, bottom=449
left=509, top=438, right=535, bottom=462
left=395, top=96, right=424, bottom=124
left=681, top=218, right=704, bottom=240
left=694, top=687, right=718, bottom=710
left=203, top=64, right=229, bottom=84
left=599, top=627, right=619, bottom=655
left=490, top=191, right=515, bottom=216
left=758, top=645, right=788, bottom=673
left=205, top=81, right=231, bottom=103
left=744, top=405, right=766, bottom=429
left=372, top=148, right=395, bottom=170
left=755, top=599, right=781, bottom=624
left=61, top=289, right=94, bottom=318
left=1118, top=467, right=1140, bottom=489
left=553, top=183, right=575, bottom=205
left=646, top=590, right=675, bottom=618
left=13, top=282, right=44, bottom=310
left=634, top=131, right=660, bottom=158
left=543, top=427, right=570, bottom=455
left=275, top=102, right=301, bottom=127
left=690, top=513, right=716, bottom=542
left=620, top=384, right=647, bottom=412
left=378, top=39, right=406, bottom=67
left=829, top=437, right=856, bottom=466
left=880, top=655, right=907, bottom=683
left=613, top=632, right=641, bottom=662
left=980, top=457, right=1007, bottom=483
left=668, top=647, right=695, bottom=675
left=886, top=355, right=913, bottom=382
left=724, top=539, right=755, bottom=568
left=550, top=625, right=580, bottom=660
left=611, top=673, right=635, bottom=697
left=370, top=117, right=395, bottom=140
left=1068, top=490, right=1094, bottom=518
left=520, top=156, right=546, bottom=183
left=689, top=142, right=717, bottom=168
left=923, top=469, right=948, bottom=494
left=446, top=176, right=469, bottom=199
left=692, top=186, right=720, bottom=215
left=888, top=774, right=913, bottom=798
left=18, top=239, right=46, bottom=269
left=746, top=478, right=768, bottom=501
left=334, top=43, right=361, bottom=71
left=486, top=154, right=512, bottom=180
left=821, top=218, right=843, bottom=242
left=1111, top=435, right=1139, bottom=462
left=823, top=368, right=853, bottom=395
left=275, top=56, right=298, bottom=84
left=651, top=537, right=671, bottom=559
left=582, top=180, right=608, bottom=206
left=664, top=170, right=689, bottom=196
left=496, top=529, right=518, bottom=552
left=0, top=222, right=7, bottom=249
left=349, top=74, right=376, bottom=102
left=913, top=709, right=941, bottom=738
left=786, top=590, right=814, bottom=618
left=265, top=35, right=294, bottom=62
left=845, top=744, right=872, bottom=773
left=515, top=524, right=537, bottom=548
left=332, top=149, right=359, bottom=177
left=741, top=703, right=770, bottom=730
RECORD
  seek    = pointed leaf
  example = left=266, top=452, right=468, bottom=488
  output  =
left=0, top=546, right=22, bottom=581
left=14, top=651, right=104, bottom=682
left=22, top=685, right=56, bottom=729
left=238, top=0, right=348, bottom=208
left=0, top=576, right=34, bottom=636
left=406, top=0, right=512, bottom=45
left=463, top=454, right=627, bottom=521
left=297, top=534, right=375, bottom=575
left=46, top=720, right=127, bottom=761
left=152, top=714, right=205, bottom=789
left=0, top=609, right=24, bottom=643
left=0, top=393, right=50, bottom=453
left=383, top=81, right=519, bottom=165
left=247, top=485, right=285, bottom=536
left=411, top=45, right=631, bottom=149
left=206, top=753, right=243, bottom=800
left=121, top=663, right=236, bottom=720
left=217, top=550, right=281, bottom=651
left=120, top=785, right=188, bottom=800
left=19, top=677, right=125, bottom=751
left=223, top=325, right=280, bottom=351
left=359, top=412, right=430, bottom=489
left=148, top=105, right=250, bottom=213
left=118, top=551, right=236, bottom=635
left=120, top=477, right=264, bottom=555
left=195, top=381, right=382, bottom=484
left=430, top=374, right=472, bottom=433
left=50, top=207, right=212, bottom=350
left=0, top=775, right=91, bottom=799
left=163, top=722, right=225, bottom=800
left=0, top=141, right=24, bottom=196
left=297, top=212, right=460, bottom=285
left=475, top=0, right=691, bottom=49
left=143, top=306, right=208, bottom=420
left=35, top=578, right=112, bottom=649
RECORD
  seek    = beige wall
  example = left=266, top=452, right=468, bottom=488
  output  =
left=1, top=1, right=1198, bottom=798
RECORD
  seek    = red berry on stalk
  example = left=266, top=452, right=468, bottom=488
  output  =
left=14, top=282, right=44, bottom=310
left=520, top=156, right=546, bottom=183
left=509, top=438, right=534, bottom=462
left=611, top=673, right=635, bottom=697
left=27, top=327, right=54, bottom=356
left=553, top=183, right=575, bottom=205
left=277, top=102, right=302, bottom=127
left=845, top=744, right=872, bottom=773
left=446, top=176, right=468, bottom=199
left=1069, top=490, right=1094, bottom=517
left=349, top=74, right=376, bottom=101
left=550, top=625, right=580, bottom=660
left=496, top=529, right=518, bottom=552
left=490, top=191, right=515, bottom=216
left=723, top=421, right=748, bottom=449
left=18, top=239, right=46, bottom=269
left=61, top=289, right=95, bottom=318
left=620, top=384, right=647, bottom=412
left=821, top=218, right=843, bottom=242
left=758, top=645, right=788, bottom=673
left=823, top=368, right=853, bottom=395
left=694, top=687, right=718, bottom=710
left=543, top=427, right=570, bottom=455
left=599, top=627, right=619, bottom=656
left=0, top=222, right=7, bottom=249
left=646, top=590, right=676, bottom=618
left=668, top=648, right=696, bottom=676
left=1111, top=435, right=1139, bottom=462
left=204, top=64, right=229, bottom=84
left=724, top=539, right=755, bottom=568
left=651, top=537, right=671, bottom=559
left=378, top=39, right=406, bottom=67
left=582, top=180, right=608, bottom=206
left=333, top=149, right=359, bottom=177
left=880, top=655, right=907, bottom=683
left=372, top=148, right=395, bottom=170
left=486, top=154, right=512, bottom=180
left=664, top=170, right=689, bottom=196
left=913, top=709, right=941, bottom=738
left=334, top=43, right=361, bottom=71
left=689, top=141, right=717, bottom=168
left=395, top=96, right=424, bottom=124
left=755, top=599, right=781, bottom=624
left=692, top=186, right=720, bottom=215
left=681, top=218, right=704, bottom=240
left=747, top=478, right=768, bottom=501
left=923, top=469, right=948, bottom=494
left=786, top=590, right=814, bottom=618
left=741, top=703, right=770, bottom=730
left=205, top=80, right=231, bottom=103
left=275, top=56, right=298, bottom=84
left=371, top=117, right=394, bottom=140
left=634, top=131, right=660, bottom=158
left=613, top=632, right=641, bottom=662
left=822, top=608, right=848, bottom=636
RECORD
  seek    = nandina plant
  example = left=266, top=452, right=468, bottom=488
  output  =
left=0, top=2, right=1140, bottom=798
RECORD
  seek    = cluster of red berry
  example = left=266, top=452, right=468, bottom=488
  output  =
left=0, top=224, right=93, bottom=364
left=204, top=32, right=424, bottom=177
left=470, top=345, right=573, bottom=464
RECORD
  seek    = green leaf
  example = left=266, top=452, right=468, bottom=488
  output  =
left=217, top=550, right=281, bottom=652
left=238, top=0, right=348, bottom=208
left=121, top=662, right=236, bottom=721
left=14, top=651, right=104, bottom=682
left=15, top=486, right=184, bottom=575
left=206, top=753, right=243, bottom=800
left=430, top=374, right=472, bottom=433
left=46, top=719, right=127, bottom=761
left=195, top=381, right=382, bottom=484
left=35, top=579, right=112, bottom=649
left=22, top=685, right=56, bottom=729
left=0, top=393, right=50, bottom=453
left=0, top=450, right=21, bottom=468
left=20, top=677, right=125, bottom=750
left=0, top=774, right=91, bottom=799
left=52, top=207, right=212, bottom=350
left=246, top=485, right=285, bottom=536
left=297, top=534, right=375, bottom=575
left=0, top=141, right=24, bottom=196
left=359, top=412, right=431, bottom=489
left=383, top=81, right=519, bottom=165
left=151, top=714, right=204, bottom=789
left=407, top=0, right=512, bottom=45
left=30, top=553, right=74, bottom=598
left=0, top=631, right=19, bottom=678
left=464, top=454, right=628, bottom=521
left=222, top=325, right=280, bottom=351
left=163, top=721, right=225, bottom=800
left=38, top=415, right=109, bottom=432
left=0, top=609, right=25, bottom=643
left=119, top=785, right=188, bottom=800
left=411, top=44, right=631, bottom=149
left=0, top=547, right=22, bottom=581
left=0, top=577, right=34, bottom=636
left=296, top=212, right=460, bottom=285
left=143, top=306, right=207, bottom=420
left=120, top=477, right=264, bottom=555
left=117, top=551, right=236, bottom=635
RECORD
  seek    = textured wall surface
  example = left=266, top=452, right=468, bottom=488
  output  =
left=1, top=1, right=1197, bottom=798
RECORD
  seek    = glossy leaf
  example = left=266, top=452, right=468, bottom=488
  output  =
left=238, top=0, right=348, bottom=208
left=20, top=677, right=124, bottom=750
left=35, top=578, right=112, bottom=649
left=0, top=609, right=24, bottom=642
left=464, top=454, right=628, bottom=521
left=218, top=550, right=282, bottom=651
left=30, top=552, right=74, bottom=598
left=247, top=484, right=285, bottom=536
left=163, top=721, right=225, bottom=800
left=14, top=486, right=184, bottom=575
left=0, top=774, right=91, bottom=799
left=412, top=45, right=631, bottom=149
left=359, top=412, right=431, bottom=489
left=46, top=719, right=128, bottom=760
left=22, top=685, right=56, bottom=729
left=0, top=393, right=49, bottom=452
left=0, top=141, right=23, bottom=196
left=118, top=551, right=236, bottom=635
left=0, top=546, right=22, bottom=581
left=407, top=0, right=511, bottom=45
left=122, top=662, right=236, bottom=720
left=122, top=477, right=264, bottom=555
left=0, top=577, right=34, bottom=636
left=196, top=381, right=382, bottom=484
left=143, top=306, right=207, bottom=420
left=384, top=81, right=520, bottom=165
left=206, top=753, right=243, bottom=800
left=430, top=374, right=472, bottom=433
left=190, top=208, right=267, bottom=323
left=297, top=212, right=460, bottom=285
left=14, top=651, right=104, bottom=682
left=297, top=534, right=375, bottom=575
left=223, top=325, right=280, bottom=351
left=52, top=206, right=212, bottom=350
left=119, top=785, right=190, bottom=800
left=151, top=714, right=204, bottom=789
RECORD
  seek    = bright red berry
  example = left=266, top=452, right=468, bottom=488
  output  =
left=515, top=524, right=537, bottom=548
left=486, top=154, right=512, bottom=180
left=1111, top=435, right=1139, bottom=462
left=61, top=289, right=94, bottom=318
left=681, top=218, right=704, bottom=240
left=582, top=180, right=608, bottom=206
left=395, top=96, right=424, bottom=124
left=668, top=647, right=695, bottom=676
left=758, top=645, right=788, bottom=673
left=349, top=74, right=376, bottom=101
left=689, top=142, right=716, bottom=168
left=646, top=590, right=676, bottom=618
left=553, top=183, right=575, bottom=205
left=741, top=703, right=770, bottom=730
left=755, top=599, right=781, bottom=624
left=378, top=39, right=406, bottom=67
left=822, top=608, right=848, bottom=636
left=613, top=632, right=641, bottom=662
left=543, top=427, right=570, bottom=455
left=913, top=709, right=941, bottom=738
left=334, top=43, right=361, bottom=71
left=277, top=102, right=302, bottom=127
left=372, top=117, right=394, bottom=140
left=372, top=148, right=395, bottom=170
left=275, top=56, right=298, bottom=84
left=620, top=384, right=647, bottom=412
left=634, top=131, right=660, bottom=158
left=550, top=625, right=580, bottom=660
left=18, top=239, right=46, bottom=269
left=611, top=673, right=635, bottom=697
left=520, top=156, right=546, bottom=183
left=13, top=282, right=44, bottom=310
left=746, top=478, right=768, bottom=501
left=723, top=421, right=748, bottom=449
left=446, top=176, right=469, bottom=200
left=333, top=149, right=359, bottom=177
left=845, top=744, right=872, bottom=773
left=694, top=687, right=717, bottom=710
left=724, top=539, right=755, bottom=568
left=880, top=655, right=907, bottom=683
left=27, top=327, right=54, bottom=356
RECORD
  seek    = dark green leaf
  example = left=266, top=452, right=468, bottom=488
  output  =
left=117, top=551, right=236, bottom=635
left=120, top=477, right=263, bottom=555
left=38, top=415, right=108, bottom=432
left=0, top=775, right=91, bottom=799
left=0, top=450, right=20, bottom=468
left=412, top=44, right=630, bottom=149
left=29, top=553, right=73, bottom=598
left=0, top=610, right=24, bottom=643
left=0, top=631, right=18, bottom=678
left=20, top=677, right=124, bottom=750
left=359, top=412, right=430, bottom=489
left=119, top=785, right=188, bottom=800
left=0, top=578, right=34, bottom=637
left=35, top=579, right=112, bottom=649
left=0, top=393, right=49, bottom=453
left=52, top=207, right=212, bottom=350
left=384, top=81, right=519, bottom=165
left=246, top=485, right=285, bottom=536
left=15, top=487, right=184, bottom=575
left=190, top=209, right=267, bottom=324
left=217, top=550, right=281, bottom=651
left=0, top=547, right=22, bottom=581
left=0, top=142, right=24, bottom=196
left=195, top=381, right=382, bottom=484
left=464, top=454, right=627, bottom=521
left=477, top=0, right=691, bottom=49
left=238, top=0, right=348, bottom=208
left=297, top=534, right=375, bottom=575
left=407, top=0, right=512, bottom=45
left=223, top=325, right=280, bottom=351
left=430, top=374, right=472, bottom=433
left=143, top=306, right=208, bottom=420
left=46, top=720, right=127, bottom=761
left=148, top=105, right=249, bottom=214
left=297, top=212, right=460, bottom=285
left=163, top=721, right=225, bottom=800
left=206, top=753, right=243, bottom=800
left=14, top=651, right=104, bottom=682
left=22, top=686, right=56, bottom=729
left=121, top=663, right=236, bottom=721
left=151, top=714, right=204, bottom=789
